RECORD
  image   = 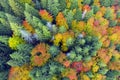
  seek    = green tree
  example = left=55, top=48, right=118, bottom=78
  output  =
left=7, top=44, right=33, bottom=67
left=0, top=0, right=12, bottom=13
left=70, top=0, right=78, bottom=10
left=83, top=0, right=92, bottom=5
left=47, top=0, right=60, bottom=17
left=74, top=9, right=82, bottom=21
left=59, top=0, right=67, bottom=11
left=109, top=20, right=117, bottom=27
left=8, top=0, right=24, bottom=17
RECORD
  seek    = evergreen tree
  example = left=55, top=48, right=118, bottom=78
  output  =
left=47, top=0, right=60, bottom=17
left=7, top=44, right=33, bottom=67
left=74, top=9, right=82, bottom=21
left=8, top=0, right=24, bottom=17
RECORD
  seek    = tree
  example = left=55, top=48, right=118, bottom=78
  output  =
left=0, top=0, right=12, bottom=13
left=59, top=0, right=67, bottom=11
left=83, top=0, right=92, bottom=5
left=47, top=0, right=60, bottom=17
left=100, top=0, right=111, bottom=7
left=8, top=0, right=24, bottom=17
left=74, top=9, right=82, bottom=21
left=7, top=44, right=33, bottom=66
left=70, top=0, right=78, bottom=10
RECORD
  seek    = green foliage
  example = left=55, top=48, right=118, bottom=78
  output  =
left=70, top=0, right=78, bottom=10
left=61, top=77, right=70, bottom=80
left=115, top=44, right=120, bottom=52
left=0, top=11, right=10, bottom=27
left=83, top=0, right=92, bottom=5
left=66, top=37, right=75, bottom=47
left=6, top=13, right=23, bottom=36
left=106, top=77, right=117, bottom=80
left=104, top=8, right=113, bottom=20
left=65, top=10, right=74, bottom=27
left=67, top=51, right=76, bottom=61
left=106, top=70, right=120, bottom=78
left=84, top=9, right=94, bottom=21
left=92, top=5, right=100, bottom=14
left=43, top=26, right=52, bottom=40
left=24, top=11, right=43, bottom=29
left=8, top=0, right=24, bottom=17
left=0, top=36, right=9, bottom=45
left=47, top=0, right=60, bottom=17
left=0, top=70, right=9, bottom=80
left=25, top=3, right=39, bottom=17
left=109, top=20, right=117, bottom=27
left=97, top=60, right=107, bottom=67
left=0, top=12, right=12, bottom=36
left=75, top=46, right=82, bottom=54
left=116, top=10, right=120, bottom=19
left=83, top=56, right=91, bottom=62
left=58, top=26, right=67, bottom=33
left=40, top=0, right=47, bottom=9
left=74, top=9, right=82, bottom=21
left=59, top=0, right=67, bottom=11
left=98, top=67, right=109, bottom=75
left=29, top=61, right=65, bottom=80
left=35, top=23, right=52, bottom=41
left=0, top=42, right=12, bottom=71
left=86, top=71, right=94, bottom=78
left=48, top=45, right=60, bottom=57
left=7, top=44, right=33, bottom=67
left=100, top=0, right=116, bottom=7
left=71, top=36, right=102, bottom=62
left=0, top=24, right=12, bottom=36
left=0, top=0, right=12, bottom=13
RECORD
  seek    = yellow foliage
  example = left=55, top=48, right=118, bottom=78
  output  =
left=93, top=0, right=100, bottom=6
left=23, top=20, right=35, bottom=34
left=8, top=36, right=25, bottom=50
left=61, top=31, right=74, bottom=51
left=87, top=17, right=94, bottom=26
left=94, top=11, right=103, bottom=19
left=92, top=64, right=99, bottom=73
left=54, top=31, right=74, bottom=51
left=99, top=18, right=109, bottom=27
left=54, top=33, right=63, bottom=46
left=39, top=10, right=53, bottom=22
left=72, top=20, right=85, bottom=33
left=8, top=65, right=32, bottom=80
left=19, top=0, right=33, bottom=4
left=62, top=68, right=77, bottom=80
left=109, top=33, right=118, bottom=42
left=108, top=61, right=120, bottom=70
left=80, top=74, right=90, bottom=80
left=92, top=73, right=103, bottom=80
left=100, top=6, right=106, bottom=15
left=78, top=0, right=83, bottom=10
left=56, top=12, right=68, bottom=29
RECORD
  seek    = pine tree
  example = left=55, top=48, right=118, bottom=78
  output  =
left=6, top=13, right=22, bottom=36
left=47, top=0, right=60, bottom=17
left=40, top=0, right=48, bottom=9
left=25, top=3, right=39, bottom=17
left=59, top=0, right=67, bottom=11
left=0, top=0, right=12, bottom=13
left=7, top=44, right=33, bottom=67
left=8, top=0, right=24, bottom=17
left=83, top=0, right=92, bottom=5
left=65, top=10, right=74, bottom=27
left=74, top=9, right=82, bottom=21
left=100, top=0, right=111, bottom=7
left=70, top=0, right=78, bottom=10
